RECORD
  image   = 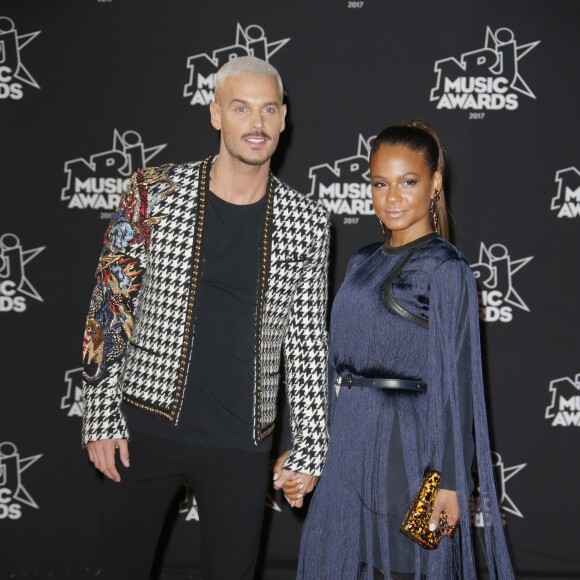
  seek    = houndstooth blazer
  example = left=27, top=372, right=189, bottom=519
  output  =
left=81, top=157, right=330, bottom=475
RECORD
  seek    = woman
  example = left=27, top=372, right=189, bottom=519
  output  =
left=293, top=121, right=514, bottom=579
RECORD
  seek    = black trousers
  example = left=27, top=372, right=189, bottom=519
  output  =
left=98, top=432, right=271, bottom=580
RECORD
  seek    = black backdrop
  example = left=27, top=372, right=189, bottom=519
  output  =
left=1, top=1, right=579, bottom=578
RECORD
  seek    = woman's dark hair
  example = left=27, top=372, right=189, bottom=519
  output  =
left=370, top=120, right=450, bottom=240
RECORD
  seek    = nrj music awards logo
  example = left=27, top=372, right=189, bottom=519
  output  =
left=430, top=27, right=539, bottom=111
left=470, top=242, right=533, bottom=323
left=0, top=16, right=41, bottom=100
left=471, top=452, right=526, bottom=527
left=0, top=233, right=45, bottom=312
left=545, top=374, right=580, bottom=427
left=551, top=167, right=580, bottom=219
left=0, top=441, right=42, bottom=520
left=183, top=23, right=289, bottom=106
left=61, top=368, right=84, bottom=418
left=61, top=129, right=166, bottom=216
left=308, top=135, right=375, bottom=217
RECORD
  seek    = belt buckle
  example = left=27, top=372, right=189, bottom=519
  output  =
left=336, top=374, right=353, bottom=389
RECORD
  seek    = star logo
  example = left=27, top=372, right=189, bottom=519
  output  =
left=61, top=129, right=167, bottom=213
left=0, top=441, right=42, bottom=509
left=0, top=16, right=41, bottom=89
left=430, top=26, right=540, bottom=111
left=472, top=452, right=526, bottom=526
left=470, top=242, right=533, bottom=312
left=0, top=233, right=45, bottom=302
left=482, top=27, right=540, bottom=98
left=232, top=23, right=289, bottom=61
left=62, top=129, right=167, bottom=202
left=184, top=24, right=290, bottom=106
left=307, top=135, right=376, bottom=216
left=309, top=134, right=373, bottom=195
left=493, top=452, right=526, bottom=518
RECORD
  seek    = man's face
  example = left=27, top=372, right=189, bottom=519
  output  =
left=210, top=75, right=286, bottom=167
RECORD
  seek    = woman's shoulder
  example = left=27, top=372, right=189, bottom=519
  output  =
left=355, top=241, right=383, bottom=258
left=352, top=241, right=384, bottom=263
left=420, top=238, right=477, bottom=291
left=345, top=241, right=383, bottom=273
left=422, top=236, right=469, bottom=268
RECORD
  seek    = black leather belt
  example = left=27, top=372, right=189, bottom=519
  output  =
left=336, top=374, right=427, bottom=393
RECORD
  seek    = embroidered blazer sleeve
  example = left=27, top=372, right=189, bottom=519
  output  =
left=81, top=166, right=173, bottom=445
left=281, top=206, right=330, bottom=476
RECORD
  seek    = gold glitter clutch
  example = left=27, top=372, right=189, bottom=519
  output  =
left=400, top=470, right=448, bottom=550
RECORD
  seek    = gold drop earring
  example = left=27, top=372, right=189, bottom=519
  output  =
left=430, top=190, right=440, bottom=235
left=378, top=219, right=386, bottom=237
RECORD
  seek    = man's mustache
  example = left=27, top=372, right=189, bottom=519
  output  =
left=242, top=131, right=272, bottom=141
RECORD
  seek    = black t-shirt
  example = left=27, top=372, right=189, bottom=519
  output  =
left=123, top=189, right=272, bottom=451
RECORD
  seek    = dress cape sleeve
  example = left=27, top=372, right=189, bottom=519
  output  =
left=426, top=256, right=515, bottom=579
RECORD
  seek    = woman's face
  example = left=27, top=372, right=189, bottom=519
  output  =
left=370, top=144, right=441, bottom=245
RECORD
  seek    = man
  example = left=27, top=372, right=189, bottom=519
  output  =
left=81, top=56, right=329, bottom=580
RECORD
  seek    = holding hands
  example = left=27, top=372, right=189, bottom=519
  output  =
left=273, top=450, right=318, bottom=508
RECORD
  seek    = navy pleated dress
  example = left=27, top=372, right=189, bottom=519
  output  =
left=297, top=234, right=514, bottom=580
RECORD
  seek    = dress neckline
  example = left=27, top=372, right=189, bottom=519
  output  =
left=381, top=232, right=439, bottom=255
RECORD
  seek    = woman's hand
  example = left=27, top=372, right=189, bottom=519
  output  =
left=429, top=488, right=459, bottom=537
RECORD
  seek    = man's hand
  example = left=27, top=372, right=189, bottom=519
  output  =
left=429, top=488, right=459, bottom=537
left=87, top=438, right=130, bottom=483
left=272, top=450, right=318, bottom=508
